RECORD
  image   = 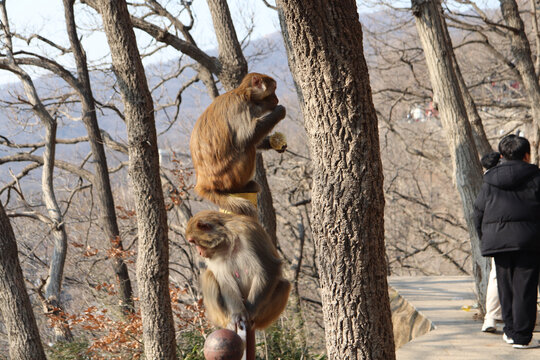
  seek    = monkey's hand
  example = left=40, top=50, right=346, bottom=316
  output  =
left=273, top=105, right=286, bottom=120
left=231, top=311, right=250, bottom=331
left=269, top=132, right=287, bottom=153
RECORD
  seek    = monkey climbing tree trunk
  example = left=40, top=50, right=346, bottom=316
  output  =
left=411, top=0, right=489, bottom=313
left=499, top=0, right=540, bottom=164
left=0, top=202, right=47, bottom=360
left=63, top=0, right=134, bottom=314
left=277, top=1, right=396, bottom=359
left=96, top=0, right=176, bottom=358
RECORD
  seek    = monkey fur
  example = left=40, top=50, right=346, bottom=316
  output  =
left=190, top=73, right=287, bottom=217
left=186, top=210, right=290, bottom=330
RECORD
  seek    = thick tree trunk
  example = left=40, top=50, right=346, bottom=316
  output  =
left=411, top=0, right=489, bottom=313
left=277, top=1, right=396, bottom=359
left=0, top=202, right=47, bottom=360
left=499, top=0, right=540, bottom=164
left=63, top=0, right=134, bottom=314
left=96, top=0, right=177, bottom=358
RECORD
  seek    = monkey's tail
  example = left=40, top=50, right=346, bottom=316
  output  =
left=196, top=186, right=258, bottom=217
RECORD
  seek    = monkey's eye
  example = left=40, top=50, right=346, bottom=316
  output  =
left=196, top=221, right=212, bottom=231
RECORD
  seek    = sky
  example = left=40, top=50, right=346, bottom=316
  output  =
left=0, top=0, right=502, bottom=85
left=0, top=0, right=284, bottom=84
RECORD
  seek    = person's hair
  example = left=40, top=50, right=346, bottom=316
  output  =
left=498, top=134, right=530, bottom=160
left=481, top=151, right=500, bottom=170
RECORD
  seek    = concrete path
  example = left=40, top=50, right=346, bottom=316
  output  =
left=389, top=276, right=540, bottom=360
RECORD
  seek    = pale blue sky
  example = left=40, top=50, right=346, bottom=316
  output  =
left=0, top=0, right=501, bottom=84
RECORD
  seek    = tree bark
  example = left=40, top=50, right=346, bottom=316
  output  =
left=63, top=0, right=134, bottom=314
left=499, top=0, right=540, bottom=164
left=411, top=0, right=489, bottom=313
left=0, top=202, right=47, bottom=360
left=206, top=0, right=248, bottom=90
left=96, top=0, right=177, bottom=358
left=277, top=1, right=396, bottom=359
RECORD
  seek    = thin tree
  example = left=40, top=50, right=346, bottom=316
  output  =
left=0, top=0, right=73, bottom=341
left=411, top=0, right=489, bottom=312
left=95, top=0, right=176, bottom=358
left=277, top=1, right=396, bottom=359
left=62, top=0, right=134, bottom=314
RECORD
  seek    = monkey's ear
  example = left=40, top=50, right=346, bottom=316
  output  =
left=196, top=221, right=212, bottom=231
left=251, top=75, right=263, bottom=89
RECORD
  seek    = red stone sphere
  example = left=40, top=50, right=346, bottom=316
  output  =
left=203, top=328, right=245, bottom=360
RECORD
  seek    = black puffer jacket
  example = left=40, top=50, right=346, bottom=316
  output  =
left=473, top=160, right=540, bottom=256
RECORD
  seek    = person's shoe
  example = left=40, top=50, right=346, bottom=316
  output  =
left=503, top=333, right=514, bottom=344
left=513, top=340, right=540, bottom=349
left=482, top=318, right=497, bottom=333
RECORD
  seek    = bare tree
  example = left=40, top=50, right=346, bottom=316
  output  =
left=0, top=0, right=73, bottom=341
left=498, top=0, right=540, bottom=162
left=411, top=0, right=489, bottom=312
left=62, top=0, right=134, bottom=314
left=277, top=1, right=396, bottom=359
left=95, top=0, right=176, bottom=358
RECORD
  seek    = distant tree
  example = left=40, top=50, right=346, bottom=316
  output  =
left=62, top=0, right=134, bottom=314
left=0, top=201, right=46, bottom=360
left=411, top=0, right=489, bottom=312
left=0, top=0, right=73, bottom=341
left=277, top=1, right=396, bottom=359
left=95, top=0, right=176, bottom=358
left=498, top=0, right=540, bottom=163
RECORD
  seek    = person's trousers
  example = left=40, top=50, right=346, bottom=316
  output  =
left=485, top=258, right=502, bottom=321
left=494, top=251, right=540, bottom=345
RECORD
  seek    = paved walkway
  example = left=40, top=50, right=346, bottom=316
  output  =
left=389, top=276, right=540, bottom=360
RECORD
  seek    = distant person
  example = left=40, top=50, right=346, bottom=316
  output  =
left=479, top=151, right=503, bottom=333
left=474, top=135, right=540, bottom=349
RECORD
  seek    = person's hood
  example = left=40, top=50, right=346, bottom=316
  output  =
left=484, top=160, right=539, bottom=189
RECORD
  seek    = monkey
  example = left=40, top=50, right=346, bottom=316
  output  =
left=186, top=210, right=291, bottom=330
left=190, top=73, right=287, bottom=217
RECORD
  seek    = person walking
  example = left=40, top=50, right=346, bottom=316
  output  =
left=474, top=135, right=540, bottom=349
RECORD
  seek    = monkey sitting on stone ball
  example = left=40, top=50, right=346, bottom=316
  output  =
left=186, top=210, right=290, bottom=330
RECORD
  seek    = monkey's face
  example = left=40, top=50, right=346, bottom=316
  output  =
left=186, top=211, right=230, bottom=259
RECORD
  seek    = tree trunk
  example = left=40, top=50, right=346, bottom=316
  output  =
left=411, top=0, right=489, bottom=313
left=63, top=0, right=134, bottom=314
left=96, top=0, right=177, bottom=358
left=277, top=1, right=396, bottom=359
left=0, top=202, right=47, bottom=360
left=439, top=8, right=492, bottom=156
left=41, top=118, right=74, bottom=342
left=254, top=154, right=278, bottom=246
left=499, top=0, right=540, bottom=164
left=0, top=4, right=73, bottom=339
left=206, top=0, right=248, bottom=90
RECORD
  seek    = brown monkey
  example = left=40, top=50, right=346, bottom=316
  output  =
left=190, top=73, right=287, bottom=217
left=186, top=210, right=290, bottom=330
